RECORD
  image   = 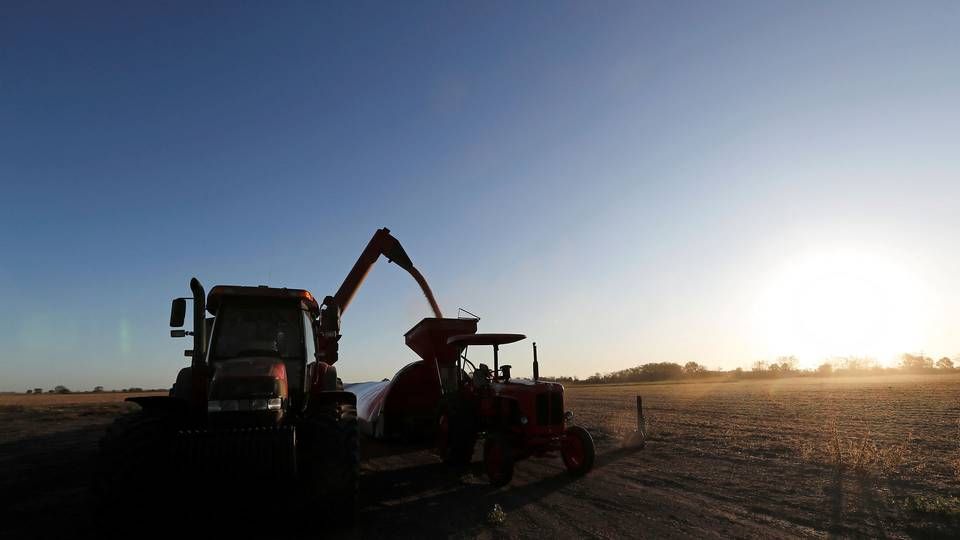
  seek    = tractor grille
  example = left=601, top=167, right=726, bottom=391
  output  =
left=173, top=425, right=297, bottom=481
left=535, top=391, right=564, bottom=426
left=536, top=394, right=548, bottom=426
left=551, top=391, right=564, bottom=425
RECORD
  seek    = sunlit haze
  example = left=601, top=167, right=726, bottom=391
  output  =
left=2, top=2, right=958, bottom=391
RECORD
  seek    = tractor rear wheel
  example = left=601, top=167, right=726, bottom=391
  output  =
left=436, top=411, right=477, bottom=466
left=561, top=425, right=596, bottom=476
left=483, top=432, right=514, bottom=487
left=301, top=402, right=359, bottom=525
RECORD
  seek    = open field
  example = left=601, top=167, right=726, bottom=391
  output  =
left=2, top=375, right=959, bottom=538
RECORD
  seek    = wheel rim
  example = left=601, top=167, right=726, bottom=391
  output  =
left=563, top=433, right=585, bottom=469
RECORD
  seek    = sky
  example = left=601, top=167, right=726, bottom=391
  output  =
left=2, top=1, right=959, bottom=391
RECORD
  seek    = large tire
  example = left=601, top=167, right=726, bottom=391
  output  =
left=435, top=397, right=477, bottom=466
left=561, top=425, right=596, bottom=476
left=300, top=402, right=360, bottom=526
left=483, top=432, right=514, bottom=487
left=170, top=366, right=192, bottom=400
left=436, top=414, right=476, bottom=466
left=95, top=411, right=175, bottom=530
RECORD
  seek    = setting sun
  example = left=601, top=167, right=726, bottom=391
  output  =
left=753, top=250, right=932, bottom=368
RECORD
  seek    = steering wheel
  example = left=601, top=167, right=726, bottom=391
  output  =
left=460, top=353, right=477, bottom=373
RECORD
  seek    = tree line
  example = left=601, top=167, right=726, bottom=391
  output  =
left=23, top=385, right=157, bottom=394
left=543, top=353, right=958, bottom=385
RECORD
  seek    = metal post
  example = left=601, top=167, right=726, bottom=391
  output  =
left=493, top=344, right=499, bottom=379
left=636, top=395, right=644, bottom=432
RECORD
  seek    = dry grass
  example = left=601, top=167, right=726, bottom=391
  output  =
left=819, top=423, right=913, bottom=476
left=565, top=373, right=960, bottom=488
left=0, top=392, right=164, bottom=444
left=0, top=391, right=164, bottom=407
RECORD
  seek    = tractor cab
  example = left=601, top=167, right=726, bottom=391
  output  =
left=168, top=284, right=345, bottom=424
left=448, top=333, right=526, bottom=387
left=204, top=286, right=320, bottom=416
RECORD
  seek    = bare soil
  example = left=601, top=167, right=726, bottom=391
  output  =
left=2, top=376, right=958, bottom=539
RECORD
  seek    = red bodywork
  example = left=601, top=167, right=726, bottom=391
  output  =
left=352, top=319, right=571, bottom=453
left=352, top=318, right=477, bottom=438
left=478, top=379, right=567, bottom=456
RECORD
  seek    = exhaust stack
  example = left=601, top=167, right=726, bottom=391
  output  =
left=533, top=342, right=539, bottom=381
left=189, top=277, right=208, bottom=415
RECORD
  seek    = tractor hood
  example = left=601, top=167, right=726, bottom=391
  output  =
left=209, top=358, right=289, bottom=402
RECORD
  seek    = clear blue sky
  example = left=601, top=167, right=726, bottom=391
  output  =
left=2, top=1, right=958, bottom=391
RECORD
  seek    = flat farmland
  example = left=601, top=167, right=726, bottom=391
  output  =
left=2, top=375, right=958, bottom=538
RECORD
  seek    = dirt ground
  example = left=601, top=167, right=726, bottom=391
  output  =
left=2, top=375, right=959, bottom=539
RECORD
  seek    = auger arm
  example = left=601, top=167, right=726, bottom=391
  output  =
left=317, top=228, right=442, bottom=365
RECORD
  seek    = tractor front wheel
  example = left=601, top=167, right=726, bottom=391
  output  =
left=301, top=402, right=359, bottom=525
left=483, top=432, right=514, bottom=487
left=95, top=410, right=175, bottom=532
left=561, top=425, right=596, bottom=476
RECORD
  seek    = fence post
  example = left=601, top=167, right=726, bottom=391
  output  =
left=636, top=395, right=644, bottom=432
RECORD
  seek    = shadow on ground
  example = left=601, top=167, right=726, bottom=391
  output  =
left=1, top=425, right=636, bottom=540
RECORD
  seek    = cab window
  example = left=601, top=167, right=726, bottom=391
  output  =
left=303, top=311, right=317, bottom=362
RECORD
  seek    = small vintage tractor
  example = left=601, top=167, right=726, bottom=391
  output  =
left=95, top=228, right=441, bottom=526
left=436, top=333, right=596, bottom=486
left=351, top=317, right=596, bottom=487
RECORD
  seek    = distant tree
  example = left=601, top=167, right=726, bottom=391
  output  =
left=840, top=356, right=876, bottom=371
left=640, top=362, right=683, bottom=381
left=683, top=361, right=706, bottom=376
left=26, top=389, right=32, bottom=394
left=93, top=386, right=105, bottom=393
left=776, top=356, right=798, bottom=372
left=817, top=363, right=833, bottom=376
left=936, top=357, right=954, bottom=370
left=734, top=367, right=744, bottom=376
left=128, top=387, right=143, bottom=393
left=752, top=360, right=768, bottom=372
left=53, top=385, right=71, bottom=394
left=900, top=354, right=933, bottom=371
left=34, top=388, right=42, bottom=395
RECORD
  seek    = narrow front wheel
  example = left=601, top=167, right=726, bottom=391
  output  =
left=561, top=425, right=595, bottom=476
left=483, top=433, right=514, bottom=487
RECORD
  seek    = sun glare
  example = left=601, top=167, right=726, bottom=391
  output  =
left=753, top=250, right=931, bottom=368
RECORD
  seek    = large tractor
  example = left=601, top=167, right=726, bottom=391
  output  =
left=95, top=229, right=441, bottom=526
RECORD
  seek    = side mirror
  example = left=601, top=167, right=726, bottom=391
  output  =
left=171, top=330, right=187, bottom=338
left=170, top=298, right=186, bottom=327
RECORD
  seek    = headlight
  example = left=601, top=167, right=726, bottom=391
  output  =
left=208, top=399, right=239, bottom=412
left=251, top=398, right=283, bottom=410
